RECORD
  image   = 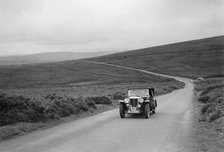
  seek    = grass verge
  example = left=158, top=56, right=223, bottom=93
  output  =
left=0, top=93, right=116, bottom=141
left=193, top=77, right=224, bottom=152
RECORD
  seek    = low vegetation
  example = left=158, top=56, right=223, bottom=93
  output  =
left=194, top=77, right=224, bottom=151
left=0, top=93, right=112, bottom=126
left=0, top=92, right=116, bottom=140
left=110, top=92, right=126, bottom=100
left=86, top=96, right=112, bottom=104
left=195, top=78, right=224, bottom=123
left=0, top=93, right=117, bottom=127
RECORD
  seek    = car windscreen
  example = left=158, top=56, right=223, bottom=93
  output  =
left=128, top=89, right=149, bottom=97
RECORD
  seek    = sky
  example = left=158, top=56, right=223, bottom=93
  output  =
left=0, top=0, right=223, bottom=56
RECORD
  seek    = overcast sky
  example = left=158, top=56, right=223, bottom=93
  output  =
left=0, top=0, right=223, bottom=56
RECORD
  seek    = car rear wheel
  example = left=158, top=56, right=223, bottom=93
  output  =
left=152, top=100, right=157, bottom=114
left=119, top=103, right=125, bottom=118
left=145, top=103, right=150, bottom=118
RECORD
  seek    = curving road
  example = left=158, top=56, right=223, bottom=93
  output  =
left=0, top=62, right=196, bottom=152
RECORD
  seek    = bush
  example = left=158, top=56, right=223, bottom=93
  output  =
left=209, top=110, right=222, bottom=122
left=111, top=92, right=126, bottom=100
left=86, top=96, right=112, bottom=104
left=197, top=82, right=224, bottom=124
left=198, top=96, right=210, bottom=103
left=84, top=98, right=97, bottom=109
left=0, top=93, right=98, bottom=126
left=201, top=104, right=210, bottom=114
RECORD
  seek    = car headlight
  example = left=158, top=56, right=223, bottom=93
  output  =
left=124, top=98, right=129, bottom=103
left=138, top=98, right=143, bottom=103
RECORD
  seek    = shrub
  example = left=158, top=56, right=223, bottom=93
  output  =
left=201, top=104, right=210, bottom=114
left=198, top=96, right=210, bottom=103
left=58, top=108, right=71, bottom=117
left=0, top=93, right=98, bottom=126
left=84, top=98, right=97, bottom=109
left=44, top=92, right=57, bottom=100
left=86, top=96, right=112, bottom=104
left=111, top=92, right=126, bottom=100
left=209, top=110, right=222, bottom=122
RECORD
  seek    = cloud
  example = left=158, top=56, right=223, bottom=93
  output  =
left=0, top=0, right=223, bottom=55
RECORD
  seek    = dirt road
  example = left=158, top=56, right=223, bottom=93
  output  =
left=0, top=62, right=196, bottom=152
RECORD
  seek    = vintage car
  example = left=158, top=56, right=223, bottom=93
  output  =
left=118, top=88, right=157, bottom=119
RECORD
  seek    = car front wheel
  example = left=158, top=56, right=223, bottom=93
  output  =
left=119, top=103, right=125, bottom=118
left=145, top=103, right=150, bottom=119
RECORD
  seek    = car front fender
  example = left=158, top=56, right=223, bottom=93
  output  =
left=118, top=100, right=125, bottom=103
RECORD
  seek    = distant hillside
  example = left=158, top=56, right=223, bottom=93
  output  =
left=0, top=51, right=116, bottom=65
left=88, top=36, right=224, bottom=78
left=0, top=59, right=183, bottom=92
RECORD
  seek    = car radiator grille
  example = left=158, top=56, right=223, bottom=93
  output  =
left=130, top=99, right=138, bottom=107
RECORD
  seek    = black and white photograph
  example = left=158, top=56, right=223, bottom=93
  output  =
left=0, top=0, right=223, bottom=151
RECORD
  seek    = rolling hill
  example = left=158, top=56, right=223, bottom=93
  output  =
left=0, top=51, right=116, bottom=65
left=88, top=35, right=224, bottom=78
left=0, top=35, right=223, bottom=95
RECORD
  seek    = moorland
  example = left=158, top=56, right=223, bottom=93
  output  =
left=0, top=35, right=223, bottom=151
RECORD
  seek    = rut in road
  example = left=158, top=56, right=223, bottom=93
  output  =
left=0, top=61, right=196, bottom=152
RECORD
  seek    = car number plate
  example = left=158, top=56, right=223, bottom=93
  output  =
left=131, top=107, right=136, bottom=111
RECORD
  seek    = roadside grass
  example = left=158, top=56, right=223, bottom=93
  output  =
left=0, top=104, right=116, bottom=141
left=194, top=77, right=224, bottom=152
left=0, top=93, right=116, bottom=141
left=0, top=93, right=103, bottom=126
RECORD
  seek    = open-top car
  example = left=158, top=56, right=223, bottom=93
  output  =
left=118, top=87, right=157, bottom=119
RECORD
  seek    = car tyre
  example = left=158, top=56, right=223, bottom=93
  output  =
left=152, top=100, right=157, bottom=114
left=152, top=109, right=155, bottom=114
left=145, top=103, right=150, bottom=119
left=119, top=103, right=125, bottom=118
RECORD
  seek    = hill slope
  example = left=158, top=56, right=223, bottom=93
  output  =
left=88, top=35, right=224, bottom=78
left=0, top=60, right=184, bottom=97
left=0, top=51, right=116, bottom=65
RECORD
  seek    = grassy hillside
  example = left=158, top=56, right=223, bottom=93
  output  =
left=0, top=51, right=116, bottom=65
left=88, top=35, right=224, bottom=78
left=0, top=60, right=182, bottom=90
